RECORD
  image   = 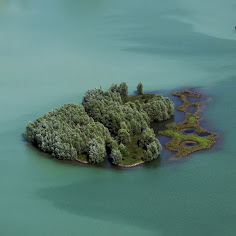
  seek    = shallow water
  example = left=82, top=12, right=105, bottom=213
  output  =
left=198, top=132, right=211, bottom=137
left=0, top=0, right=236, bottom=235
left=186, top=105, right=198, bottom=114
left=184, top=129, right=195, bottom=134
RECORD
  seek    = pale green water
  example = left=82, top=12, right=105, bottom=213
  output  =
left=0, top=0, right=236, bottom=235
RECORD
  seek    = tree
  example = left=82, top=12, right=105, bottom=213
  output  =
left=110, top=149, right=122, bottom=164
left=143, top=141, right=160, bottom=161
left=109, top=83, right=119, bottom=93
left=82, top=86, right=149, bottom=136
left=142, top=95, right=174, bottom=122
left=137, top=82, right=143, bottom=95
left=119, top=143, right=129, bottom=156
left=88, top=139, right=106, bottom=164
left=118, top=82, right=128, bottom=98
left=139, top=128, right=155, bottom=148
left=118, top=128, right=130, bottom=144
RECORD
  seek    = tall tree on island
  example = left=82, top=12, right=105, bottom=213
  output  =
left=118, top=82, right=128, bottom=98
left=137, top=82, right=143, bottom=95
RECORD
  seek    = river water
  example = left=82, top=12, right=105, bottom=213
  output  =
left=0, top=0, right=235, bottom=235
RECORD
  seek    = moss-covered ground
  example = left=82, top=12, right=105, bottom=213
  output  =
left=76, top=154, right=88, bottom=163
left=159, top=90, right=216, bottom=157
left=119, top=136, right=145, bottom=167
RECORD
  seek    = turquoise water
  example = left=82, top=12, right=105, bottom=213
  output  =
left=0, top=0, right=236, bottom=235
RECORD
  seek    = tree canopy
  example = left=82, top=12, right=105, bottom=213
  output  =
left=25, top=82, right=174, bottom=166
left=25, top=103, right=114, bottom=162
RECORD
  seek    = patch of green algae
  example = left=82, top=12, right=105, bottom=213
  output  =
left=159, top=90, right=216, bottom=157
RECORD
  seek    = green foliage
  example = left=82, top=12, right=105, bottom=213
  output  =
left=109, top=83, right=119, bottom=93
left=123, top=93, right=174, bottom=122
left=108, top=82, right=128, bottom=98
left=118, top=82, right=128, bottom=98
left=117, top=121, right=131, bottom=144
left=120, top=121, right=128, bottom=130
left=119, top=136, right=145, bottom=166
left=88, top=139, right=106, bottom=164
left=110, top=149, right=122, bottom=165
left=25, top=82, right=176, bottom=166
left=137, top=82, right=143, bottom=95
left=118, top=128, right=131, bottom=144
left=139, top=128, right=162, bottom=150
left=83, top=86, right=150, bottom=135
left=142, top=95, right=174, bottom=122
left=119, top=143, right=129, bottom=157
left=53, top=143, right=77, bottom=160
left=123, top=94, right=155, bottom=104
left=25, top=103, right=114, bottom=162
left=143, top=141, right=160, bottom=161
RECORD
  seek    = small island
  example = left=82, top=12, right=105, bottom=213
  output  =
left=25, top=82, right=174, bottom=167
left=158, top=90, right=216, bottom=157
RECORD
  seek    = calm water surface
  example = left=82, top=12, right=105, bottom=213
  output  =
left=0, top=0, right=236, bottom=235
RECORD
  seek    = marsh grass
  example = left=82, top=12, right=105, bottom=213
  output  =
left=159, top=90, right=216, bottom=157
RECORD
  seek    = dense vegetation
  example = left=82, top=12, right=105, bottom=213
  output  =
left=25, top=82, right=174, bottom=167
left=25, top=104, right=114, bottom=163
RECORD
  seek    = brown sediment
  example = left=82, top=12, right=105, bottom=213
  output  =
left=76, top=154, right=89, bottom=164
left=118, top=161, right=144, bottom=168
left=76, top=156, right=144, bottom=168
left=159, top=90, right=216, bottom=158
left=76, top=159, right=89, bottom=164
